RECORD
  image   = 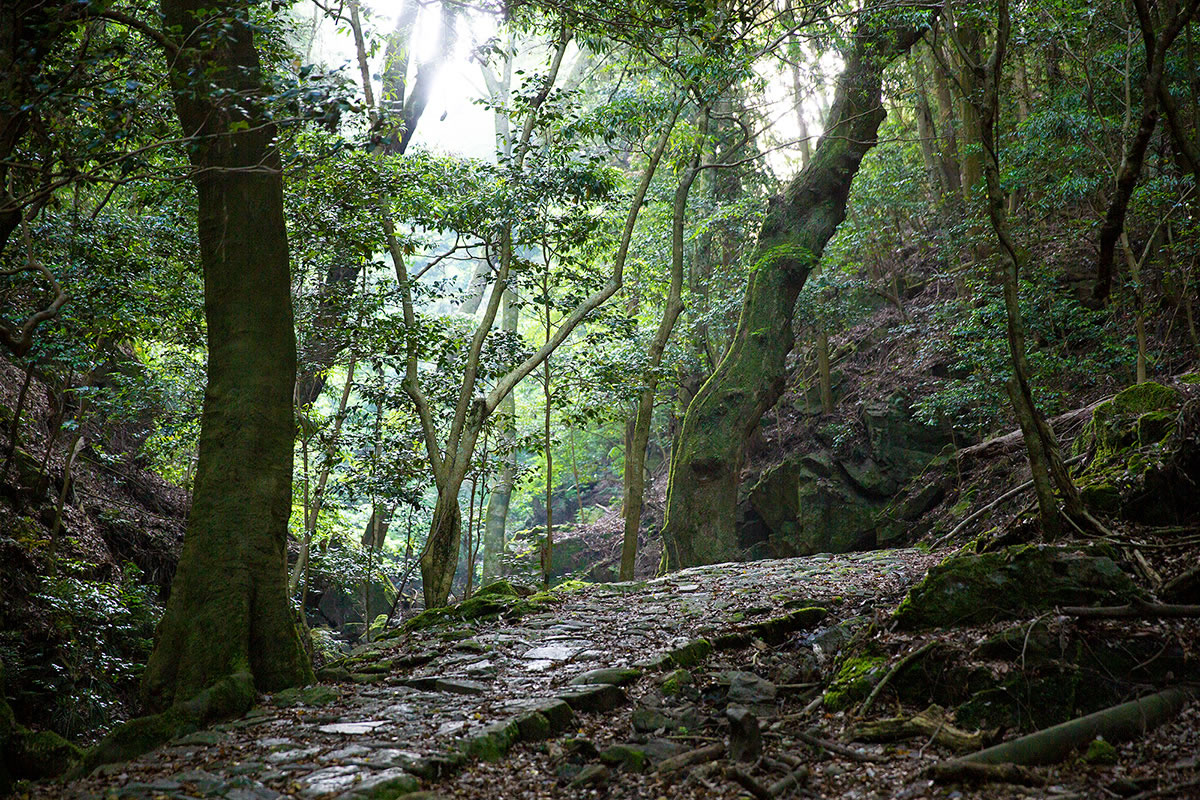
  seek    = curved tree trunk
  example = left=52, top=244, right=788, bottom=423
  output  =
left=420, top=476, right=464, bottom=608
left=142, top=0, right=312, bottom=711
left=661, top=4, right=933, bottom=569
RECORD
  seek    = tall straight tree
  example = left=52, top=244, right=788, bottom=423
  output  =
left=661, top=1, right=934, bottom=568
left=141, top=0, right=312, bottom=710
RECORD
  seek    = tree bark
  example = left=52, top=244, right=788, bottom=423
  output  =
left=661, top=4, right=933, bottom=569
left=974, top=0, right=1087, bottom=535
left=1095, top=0, right=1200, bottom=302
left=143, top=0, right=312, bottom=710
left=619, top=112, right=705, bottom=580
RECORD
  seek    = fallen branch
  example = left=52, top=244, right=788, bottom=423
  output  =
left=767, top=765, right=810, bottom=797
left=655, top=742, right=725, bottom=774
left=857, top=641, right=937, bottom=717
left=933, top=454, right=1086, bottom=548
left=1126, top=777, right=1200, bottom=800
left=1060, top=600, right=1200, bottom=619
left=852, top=705, right=986, bottom=753
left=925, top=760, right=1046, bottom=786
left=726, top=766, right=773, bottom=800
left=961, top=687, right=1190, bottom=766
left=794, top=729, right=887, bottom=763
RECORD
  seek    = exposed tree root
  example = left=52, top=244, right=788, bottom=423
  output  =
left=960, top=687, right=1190, bottom=766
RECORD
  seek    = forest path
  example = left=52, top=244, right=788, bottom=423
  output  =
left=48, top=548, right=940, bottom=800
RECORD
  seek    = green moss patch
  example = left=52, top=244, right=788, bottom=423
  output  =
left=893, top=545, right=1140, bottom=629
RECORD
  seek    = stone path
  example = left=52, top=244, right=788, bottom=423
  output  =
left=43, top=549, right=939, bottom=800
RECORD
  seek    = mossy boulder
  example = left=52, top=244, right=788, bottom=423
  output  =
left=402, top=582, right=551, bottom=633
left=824, top=653, right=887, bottom=711
left=893, top=545, right=1140, bottom=629
left=1076, top=382, right=1196, bottom=523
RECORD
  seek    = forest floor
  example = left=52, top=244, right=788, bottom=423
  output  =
left=23, top=546, right=1200, bottom=800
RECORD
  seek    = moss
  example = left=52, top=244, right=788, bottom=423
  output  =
left=893, top=545, right=1140, bottom=628
left=599, top=744, right=649, bottom=772
left=70, top=671, right=255, bottom=777
left=461, top=720, right=519, bottom=762
left=824, top=654, right=887, bottom=711
left=473, top=580, right=523, bottom=599
left=271, top=684, right=338, bottom=708
left=660, top=669, right=693, bottom=697
left=1084, top=737, right=1118, bottom=765
left=1180, top=373, right=1200, bottom=385
left=667, top=639, right=712, bottom=668
left=10, top=729, right=81, bottom=779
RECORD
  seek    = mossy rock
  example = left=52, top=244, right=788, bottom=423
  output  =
left=9, top=728, right=81, bottom=779
left=1084, top=737, right=1118, bottom=765
left=271, top=684, right=339, bottom=708
left=893, top=545, right=1140, bottom=629
left=659, top=669, right=693, bottom=697
left=460, top=720, right=520, bottom=762
left=824, top=653, right=887, bottom=711
left=1075, top=382, right=1197, bottom=523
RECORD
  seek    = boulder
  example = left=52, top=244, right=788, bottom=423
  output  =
left=893, top=545, right=1140, bottom=629
left=1076, top=382, right=1197, bottom=523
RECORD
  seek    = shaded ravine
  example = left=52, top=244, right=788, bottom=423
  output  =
left=40, top=549, right=938, bottom=800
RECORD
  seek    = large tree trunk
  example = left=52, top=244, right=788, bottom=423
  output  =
left=661, top=4, right=932, bottom=569
left=421, top=484, right=464, bottom=607
left=142, top=0, right=312, bottom=711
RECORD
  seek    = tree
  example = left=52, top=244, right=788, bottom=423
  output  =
left=661, top=1, right=935, bottom=569
left=140, top=0, right=312, bottom=710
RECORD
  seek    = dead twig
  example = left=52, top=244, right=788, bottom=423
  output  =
left=793, top=729, right=887, bottom=763
left=726, top=766, right=773, bottom=799
left=1125, top=777, right=1200, bottom=800
left=655, top=742, right=725, bottom=774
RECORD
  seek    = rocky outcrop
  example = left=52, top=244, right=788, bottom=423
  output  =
left=892, top=545, right=1140, bottom=629
left=738, top=393, right=956, bottom=557
left=1075, top=380, right=1199, bottom=524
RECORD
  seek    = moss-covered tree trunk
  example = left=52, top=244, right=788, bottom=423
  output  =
left=661, top=4, right=932, bottom=569
left=142, top=0, right=312, bottom=711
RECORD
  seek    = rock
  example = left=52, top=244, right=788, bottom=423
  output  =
left=9, top=728, right=81, bottom=778
left=893, top=545, right=1140, bottom=628
left=340, top=768, right=420, bottom=800
left=740, top=394, right=954, bottom=557
left=659, top=668, right=693, bottom=697
left=631, top=708, right=678, bottom=734
left=556, top=683, right=626, bottom=713
left=726, top=706, right=762, bottom=762
left=433, top=679, right=488, bottom=696
left=666, top=639, right=712, bottom=668
left=318, top=721, right=387, bottom=735
left=823, top=654, right=887, bottom=711
left=747, top=607, right=827, bottom=644
left=569, top=764, right=611, bottom=788
left=599, top=744, right=650, bottom=772
left=567, top=667, right=642, bottom=687
left=460, top=720, right=519, bottom=762
left=300, top=765, right=361, bottom=797
left=272, top=685, right=339, bottom=708
left=1076, top=382, right=1196, bottom=523
left=521, top=644, right=580, bottom=661
left=726, top=672, right=777, bottom=706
